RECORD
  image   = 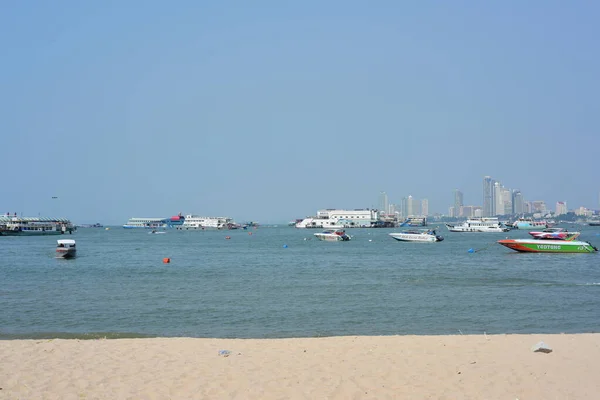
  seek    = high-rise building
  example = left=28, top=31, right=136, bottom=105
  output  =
left=483, top=176, right=495, bottom=217
left=421, top=199, right=429, bottom=216
left=555, top=201, right=567, bottom=215
left=454, top=189, right=463, bottom=217
left=531, top=201, right=547, bottom=213
left=448, top=206, right=455, bottom=217
left=512, top=190, right=524, bottom=215
left=400, top=197, right=408, bottom=218
left=407, top=195, right=416, bottom=216
left=379, top=191, right=389, bottom=215
left=460, top=205, right=483, bottom=218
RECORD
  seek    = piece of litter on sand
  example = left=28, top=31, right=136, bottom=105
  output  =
left=531, top=342, right=553, bottom=353
left=218, top=350, right=231, bottom=357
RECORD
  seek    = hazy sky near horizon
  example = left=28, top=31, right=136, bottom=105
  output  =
left=2, top=1, right=599, bottom=224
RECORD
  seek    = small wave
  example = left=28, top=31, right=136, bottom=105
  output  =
left=576, top=282, right=600, bottom=286
left=0, top=331, right=157, bottom=340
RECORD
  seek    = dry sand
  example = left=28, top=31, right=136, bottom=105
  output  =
left=1, top=334, right=599, bottom=399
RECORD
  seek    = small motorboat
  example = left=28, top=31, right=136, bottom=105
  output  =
left=528, top=228, right=579, bottom=241
left=388, top=229, right=444, bottom=242
left=149, top=230, right=166, bottom=234
left=313, top=229, right=351, bottom=241
left=56, top=239, right=76, bottom=259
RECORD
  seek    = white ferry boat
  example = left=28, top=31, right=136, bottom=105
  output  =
left=122, top=217, right=169, bottom=229
left=511, top=218, right=549, bottom=230
left=0, top=216, right=75, bottom=236
left=399, top=216, right=427, bottom=227
left=177, top=215, right=238, bottom=230
left=445, top=217, right=509, bottom=232
left=296, top=209, right=378, bottom=228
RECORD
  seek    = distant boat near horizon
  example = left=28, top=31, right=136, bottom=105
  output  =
left=0, top=216, right=76, bottom=236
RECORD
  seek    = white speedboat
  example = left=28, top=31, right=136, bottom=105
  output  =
left=388, top=229, right=443, bottom=242
left=313, top=229, right=351, bottom=241
left=56, top=239, right=76, bottom=259
left=445, top=217, right=509, bottom=232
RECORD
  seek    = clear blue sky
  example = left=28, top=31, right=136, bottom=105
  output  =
left=2, top=1, right=599, bottom=224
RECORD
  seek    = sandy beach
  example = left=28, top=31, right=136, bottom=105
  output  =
left=1, top=334, right=599, bottom=399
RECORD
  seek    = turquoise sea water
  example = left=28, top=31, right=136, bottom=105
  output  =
left=1, top=225, right=599, bottom=339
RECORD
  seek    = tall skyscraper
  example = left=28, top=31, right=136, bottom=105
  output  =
left=483, top=176, right=495, bottom=217
left=379, top=191, right=389, bottom=215
left=421, top=199, right=429, bottom=216
left=454, top=189, right=463, bottom=217
left=407, top=195, right=415, bottom=216
left=512, top=190, right=524, bottom=215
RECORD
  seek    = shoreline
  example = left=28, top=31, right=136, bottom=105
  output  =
left=2, top=333, right=599, bottom=399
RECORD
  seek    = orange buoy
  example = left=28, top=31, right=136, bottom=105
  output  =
left=163, top=257, right=171, bottom=263
left=248, top=232, right=253, bottom=235
left=225, top=236, right=231, bottom=240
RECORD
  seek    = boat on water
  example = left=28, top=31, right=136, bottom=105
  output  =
left=313, top=229, right=351, bottom=241
left=589, top=218, right=600, bottom=226
left=528, top=228, right=579, bottom=240
left=177, top=215, right=238, bottom=230
left=445, top=217, right=509, bottom=233
left=511, top=218, right=550, bottom=230
left=399, top=216, right=428, bottom=227
left=498, top=238, right=598, bottom=253
left=389, top=229, right=443, bottom=242
left=296, top=209, right=378, bottom=229
left=149, top=230, right=166, bottom=234
left=0, top=216, right=76, bottom=236
left=56, top=239, right=76, bottom=258
left=123, top=217, right=169, bottom=229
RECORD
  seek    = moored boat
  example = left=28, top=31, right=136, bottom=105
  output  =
left=528, top=228, right=579, bottom=241
left=445, top=217, right=509, bottom=232
left=177, top=215, right=238, bottom=230
left=123, top=217, right=169, bottom=229
left=512, top=218, right=550, bottom=230
left=497, top=238, right=598, bottom=253
left=0, top=216, right=75, bottom=236
left=399, top=216, right=428, bottom=227
left=388, top=229, right=443, bottom=242
left=56, top=239, right=77, bottom=258
left=313, top=229, right=351, bottom=241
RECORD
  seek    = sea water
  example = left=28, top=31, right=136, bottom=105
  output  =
left=1, top=225, right=599, bottom=338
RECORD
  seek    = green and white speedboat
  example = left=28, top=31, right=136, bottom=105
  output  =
left=498, top=238, right=598, bottom=253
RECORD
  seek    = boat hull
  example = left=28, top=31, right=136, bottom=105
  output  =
left=0, top=230, right=64, bottom=236
left=56, top=248, right=76, bottom=258
left=498, top=239, right=598, bottom=253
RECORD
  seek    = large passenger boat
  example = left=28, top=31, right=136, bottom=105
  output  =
left=511, top=218, right=550, bottom=230
left=0, top=216, right=76, bottom=236
left=296, top=209, right=378, bottom=228
left=399, top=216, right=427, bottom=227
left=123, top=217, right=169, bottom=229
left=445, top=217, right=509, bottom=232
left=177, top=215, right=238, bottom=230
